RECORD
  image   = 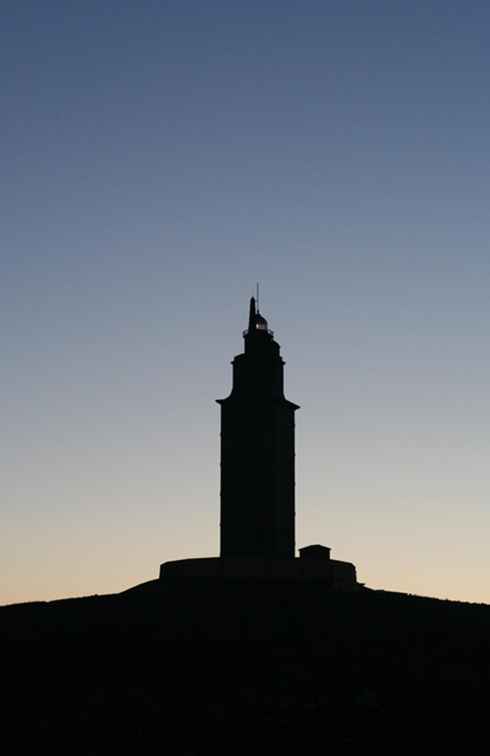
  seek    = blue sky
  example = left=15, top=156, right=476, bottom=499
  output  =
left=3, top=1, right=490, bottom=603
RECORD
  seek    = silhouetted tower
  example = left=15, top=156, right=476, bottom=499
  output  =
left=217, top=298, right=299, bottom=559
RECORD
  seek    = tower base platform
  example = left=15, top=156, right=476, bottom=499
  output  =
left=159, top=550, right=359, bottom=592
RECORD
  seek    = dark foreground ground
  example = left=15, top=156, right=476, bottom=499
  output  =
left=2, top=580, right=490, bottom=752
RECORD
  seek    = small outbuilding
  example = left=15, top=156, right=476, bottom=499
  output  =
left=299, top=545, right=331, bottom=560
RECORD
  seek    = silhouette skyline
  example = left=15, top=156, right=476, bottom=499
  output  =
left=3, top=6, right=490, bottom=749
left=4, top=3, right=490, bottom=604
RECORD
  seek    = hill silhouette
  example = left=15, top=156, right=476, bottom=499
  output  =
left=2, top=582, right=490, bottom=751
left=4, top=301, right=486, bottom=750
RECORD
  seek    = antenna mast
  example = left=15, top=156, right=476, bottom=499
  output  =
left=256, top=282, right=260, bottom=312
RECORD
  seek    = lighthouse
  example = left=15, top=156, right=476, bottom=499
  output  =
left=217, top=298, right=299, bottom=559
left=159, top=297, right=359, bottom=589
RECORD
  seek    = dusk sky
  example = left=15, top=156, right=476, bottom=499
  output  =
left=3, top=1, right=490, bottom=604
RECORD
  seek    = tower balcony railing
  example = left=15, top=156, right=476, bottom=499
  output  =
left=243, top=328, right=274, bottom=338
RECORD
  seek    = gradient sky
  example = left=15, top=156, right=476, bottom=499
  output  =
left=3, top=1, right=490, bottom=604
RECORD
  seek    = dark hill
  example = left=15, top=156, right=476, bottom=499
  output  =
left=2, top=582, right=489, bottom=751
